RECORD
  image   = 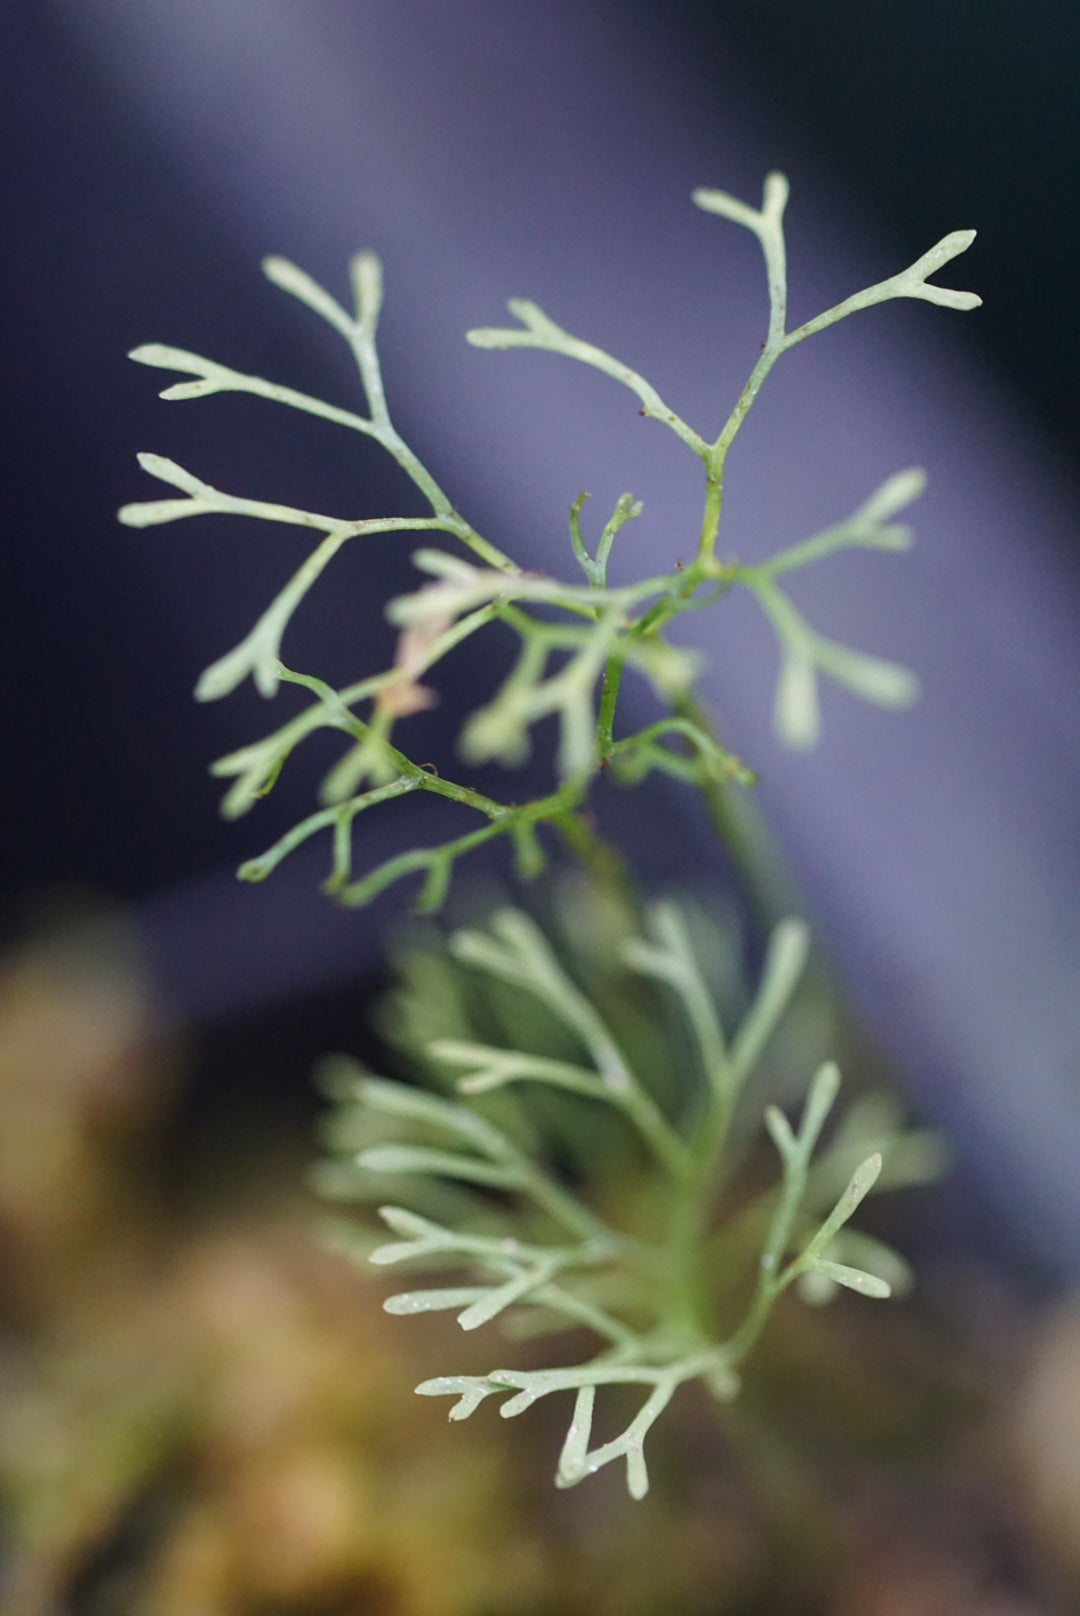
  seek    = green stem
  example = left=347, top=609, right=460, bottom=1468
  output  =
left=596, top=654, right=625, bottom=756
left=673, top=691, right=799, bottom=930
left=696, top=462, right=726, bottom=565
left=513, top=1164, right=624, bottom=1247
left=533, top=1284, right=642, bottom=1348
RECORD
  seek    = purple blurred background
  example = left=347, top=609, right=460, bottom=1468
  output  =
left=2, top=1, right=1078, bottom=1272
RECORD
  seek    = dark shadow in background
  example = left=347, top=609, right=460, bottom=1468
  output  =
left=644, top=0, right=1080, bottom=484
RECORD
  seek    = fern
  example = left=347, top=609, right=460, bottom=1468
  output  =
left=315, top=896, right=946, bottom=1498
left=120, top=174, right=978, bottom=908
left=123, top=173, right=976, bottom=1496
